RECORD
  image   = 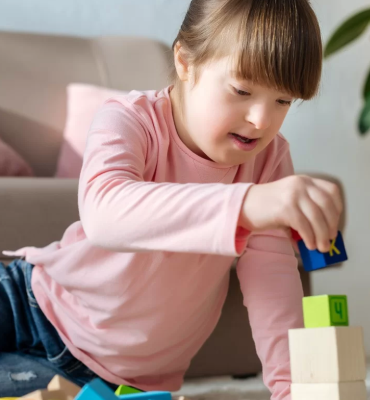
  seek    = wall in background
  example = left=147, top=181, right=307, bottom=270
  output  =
left=1, top=0, right=370, bottom=352
left=283, top=0, right=370, bottom=353
left=0, top=0, right=189, bottom=46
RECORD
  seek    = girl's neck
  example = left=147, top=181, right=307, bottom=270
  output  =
left=169, top=85, right=189, bottom=147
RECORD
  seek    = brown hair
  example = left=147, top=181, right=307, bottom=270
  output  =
left=171, top=0, right=322, bottom=100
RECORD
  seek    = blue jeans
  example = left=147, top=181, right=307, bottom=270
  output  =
left=0, top=259, right=118, bottom=397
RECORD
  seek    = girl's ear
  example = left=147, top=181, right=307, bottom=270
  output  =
left=173, top=42, right=191, bottom=82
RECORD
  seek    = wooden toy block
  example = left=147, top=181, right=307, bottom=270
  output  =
left=47, top=375, right=80, bottom=398
left=74, top=378, right=117, bottom=400
left=118, top=392, right=171, bottom=399
left=303, top=295, right=349, bottom=328
left=21, top=389, right=68, bottom=400
left=289, top=326, right=366, bottom=383
left=291, top=381, right=367, bottom=400
left=115, top=385, right=143, bottom=395
left=296, top=231, right=348, bottom=272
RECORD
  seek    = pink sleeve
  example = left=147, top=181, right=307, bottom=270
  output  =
left=78, top=98, right=252, bottom=256
left=236, top=148, right=303, bottom=400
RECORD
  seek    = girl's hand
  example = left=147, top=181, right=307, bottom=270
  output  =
left=239, top=175, right=343, bottom=253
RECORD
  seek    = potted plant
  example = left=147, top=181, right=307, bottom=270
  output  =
left=324, top=8, right=370, bottom=135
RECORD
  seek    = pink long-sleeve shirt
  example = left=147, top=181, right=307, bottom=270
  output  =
left=3, top=86, right=304, bottom=400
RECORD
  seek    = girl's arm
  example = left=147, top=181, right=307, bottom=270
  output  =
left=236, top=231, right=304, bottom=400
left=78, top=98, right=253, bottom=255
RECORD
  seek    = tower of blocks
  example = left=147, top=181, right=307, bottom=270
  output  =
left=289, top=295, right=367, bottom=399
left=291, top=230, right=348, bottom=272
left=0, top=375, right=190, bottom=400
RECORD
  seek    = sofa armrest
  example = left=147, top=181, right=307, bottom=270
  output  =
left=0, top=177, right=79, bottom=258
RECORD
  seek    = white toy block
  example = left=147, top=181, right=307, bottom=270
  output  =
left=47, top=375, right=80, bottom=398
left=291, top=381, right=367, bottom=400
left=289, top=326, right=366, bottom=383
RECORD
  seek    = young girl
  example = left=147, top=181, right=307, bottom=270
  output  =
left=0, top=0, right=342, bottom=399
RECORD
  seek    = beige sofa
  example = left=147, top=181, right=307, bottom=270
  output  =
left=0, top=31, right=340, bottom=379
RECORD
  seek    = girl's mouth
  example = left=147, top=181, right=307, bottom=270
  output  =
left=229, top=132, right=259, bottom=151
left=231, top=133, right=255, bottom=143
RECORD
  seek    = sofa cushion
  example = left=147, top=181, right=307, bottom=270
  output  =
left=55, top=83, right=126, bottom=178
left=0, top=138, right=34, bottom=177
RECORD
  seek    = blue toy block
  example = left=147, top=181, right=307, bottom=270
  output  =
left=75, top=378, right=117, bottom=400
left=118, top=391, right=171, bottom=400
left=298, top=231, right=348, bottom=272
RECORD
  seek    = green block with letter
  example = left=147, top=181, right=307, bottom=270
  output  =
left=303, top=295, right=349, bottom=328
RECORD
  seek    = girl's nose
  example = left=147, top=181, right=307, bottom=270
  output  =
left=245, top=104, right=271, bottom=130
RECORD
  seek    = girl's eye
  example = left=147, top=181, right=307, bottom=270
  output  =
left=278, top=99, right=292, bottom=106
left=234, top=88, right=251, bottom=96
left=233, top=86, right=292, bottom=105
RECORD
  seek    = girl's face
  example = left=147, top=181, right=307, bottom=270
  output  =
left=170, top=55, right=295, bottom=166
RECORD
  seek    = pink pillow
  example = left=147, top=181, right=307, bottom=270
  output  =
left=0, top=138, right=34, bottom=177
left=56, top=83, right=127, bottom=178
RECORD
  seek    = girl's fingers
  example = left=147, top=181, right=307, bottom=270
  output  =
left=299, top=195, right=331, bottom=253
left=307, top=185, right=340, bottom=239
left=291, top=209, right=316, bottom=251
left=311, top=178, right=343, bottom=216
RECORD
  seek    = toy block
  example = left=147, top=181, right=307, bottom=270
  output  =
left=21, top=390, right=68, bottom=400
left=303, top=295, right=349, bottom=328
left=74, top=379, right=117, bottom=400
left=47, top=375, right=80, bottom=398
left=291, top=229, right=302, bottom=242
left=289, top=326, right=366, bottom=383
left=291, top=381, right=366, bottom=400
left=118, top=392, right=171, bottom=399
left=115, top=385, right=143, bottom=395
left=297, top=231, right=347, bottom=272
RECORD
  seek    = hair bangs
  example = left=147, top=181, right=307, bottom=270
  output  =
left=227, top=0, right=322, bottom=100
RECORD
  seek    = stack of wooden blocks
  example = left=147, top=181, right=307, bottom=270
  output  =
left=289, top=294, right=367, bottom=399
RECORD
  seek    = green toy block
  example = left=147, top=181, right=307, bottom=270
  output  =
left=115, top=385, right=143, bottom=396
left=303, top=295, right=349, bottom=328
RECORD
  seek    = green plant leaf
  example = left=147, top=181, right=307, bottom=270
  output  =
left=324, top=8, right=370, bottom=58
left=359, top=94, right=370, bottom=135
left=363, top=68, right=370, bottom=99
